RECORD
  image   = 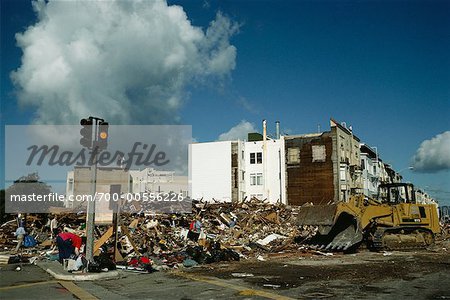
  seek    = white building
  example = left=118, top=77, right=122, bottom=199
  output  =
left=190, top=121, right=286, bottom=204
left=244, top=138, right=285, bottom=202
left=190, top=140, right=245, bottom=202
left=360, top=144, right=382, bottom=198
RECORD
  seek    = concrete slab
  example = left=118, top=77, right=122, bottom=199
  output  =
left=37, top=260, right=119, bottom=281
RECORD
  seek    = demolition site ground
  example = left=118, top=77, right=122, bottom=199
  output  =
left=1, top=249, right=449, bottom=300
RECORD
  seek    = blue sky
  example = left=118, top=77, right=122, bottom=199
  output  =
left=1, top=0, right=449, bottom=204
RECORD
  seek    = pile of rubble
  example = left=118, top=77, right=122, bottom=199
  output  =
left=0, top=199, right=318, bottom=270
left=2, top=199, right=450, bottom=271
left=112, top=199, right=318, bottom=269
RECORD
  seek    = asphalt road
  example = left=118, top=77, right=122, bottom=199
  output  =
left=1, top=250, right=449, bottom=300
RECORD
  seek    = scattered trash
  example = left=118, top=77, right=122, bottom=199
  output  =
left=63, top=258, right=78, bottom=271
left=263, top=284, right=281, bottom=289
left=256, top=234, right=287, bottom=246
left=232, top=273, right=254, bottom=277
left=312, top=250, right=333, bottom=256
left=23, top=235, right=37, bottom=248
left=182, top=258, right=198, bottom=268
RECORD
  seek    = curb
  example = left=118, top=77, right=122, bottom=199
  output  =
left=45, top=268, right=119, bottom=281
left=37, top=262, right=119, bottom=281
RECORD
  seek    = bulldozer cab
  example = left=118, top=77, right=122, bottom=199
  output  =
left=377, top=183, right=416, bottom=205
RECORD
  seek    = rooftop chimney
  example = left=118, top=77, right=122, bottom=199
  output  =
left=275, top=121, right=280, bottom=139
left=262, top=119, right=267, bottom=141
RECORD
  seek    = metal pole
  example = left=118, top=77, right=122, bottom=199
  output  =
left=85, top=121, right=99, bottom=262
left=85, top=156, right=97, bottom=261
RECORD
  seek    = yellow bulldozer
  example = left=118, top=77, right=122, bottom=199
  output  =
left=297, top=183, right=440, bottom=251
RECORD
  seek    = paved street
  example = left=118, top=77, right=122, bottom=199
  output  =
left=1, top=250, right=449, bottom=300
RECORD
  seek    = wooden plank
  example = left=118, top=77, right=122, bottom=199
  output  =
left=93, top=227, right=113, bottom=255
left=120, top=225, right=141, bottom=255
left=58, top=281, right=98, bottom=300
left=128, top=219, right=139, bottom=228
left=114, top=250, right=124, bottom=262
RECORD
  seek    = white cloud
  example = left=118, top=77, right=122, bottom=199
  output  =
left=236, top=96, right=258, bottom=114
left=11, top=0, right=238, bottom=125
left=217, top=120, right=257, bottom=141
left=412, top=131, right=450, bottom=173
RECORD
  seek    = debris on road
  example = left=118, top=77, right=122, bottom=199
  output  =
left=231, top=272, right=254, bottom=277
left=1, top=197, right=449, bottom=273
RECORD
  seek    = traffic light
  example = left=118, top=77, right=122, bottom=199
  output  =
left=97, top=121, right=109, bottom=150
left=80, top=118, right=93, bottom=148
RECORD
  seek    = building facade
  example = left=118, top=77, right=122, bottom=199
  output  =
left=284, top=119, right=363, bottom=205
left=360, top=143, right=382, bottom=198
left=190, top=141, right=245, bottom=202
left=189, top=120, right=286, bottom=204
left=244, top=138, right=285, bottom=202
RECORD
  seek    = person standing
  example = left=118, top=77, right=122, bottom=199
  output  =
left=188, top=216, right=202, bottom=241
left=50, top=215, right=58, bottom=238
left=14, top=225, right=26, bottom=253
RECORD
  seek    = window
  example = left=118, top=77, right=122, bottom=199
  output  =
left=361, top=159, right=365, bottom=170
left=250, top=173, right=263, bottom=186
left=340, top=166, right=347, bottom=181
left=250, top=152, right=262, bottom=164
left=288, top=147, right=300, bottom=164
left=256, top=152, right=262, bottom=164
left=312, top=145, right=326, bottom=162
left=256, top=173, right=263, bottom=185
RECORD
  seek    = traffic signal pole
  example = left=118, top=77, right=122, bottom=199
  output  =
left=85, top=150, right=98, bottom=261
left=80, top=116, right=108, bottom=263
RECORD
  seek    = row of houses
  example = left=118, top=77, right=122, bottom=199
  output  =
left=190, top=118, right=433, bottom=205
left=64, top=118, right=434, bottom=208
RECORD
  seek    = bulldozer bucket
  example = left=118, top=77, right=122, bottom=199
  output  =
left=297, top=205, right=363, bottom=251
left=297, top=205, right=338, bottom=234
